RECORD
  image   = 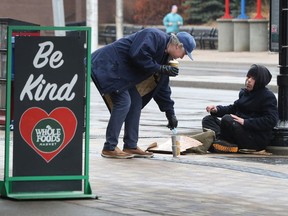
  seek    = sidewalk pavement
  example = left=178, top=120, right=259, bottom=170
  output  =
left=173, top=50, right=279, bottom=92
left=189, top=50, right=279, bottom=65
left=1, top=50, right=288, bottom=216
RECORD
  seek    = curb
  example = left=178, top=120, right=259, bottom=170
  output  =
left=170, top=80, right=278, bottom=93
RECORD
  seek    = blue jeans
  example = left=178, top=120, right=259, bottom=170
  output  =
left=103, top=87, right=142, bottom=151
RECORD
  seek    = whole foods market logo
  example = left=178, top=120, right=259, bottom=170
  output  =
left=20, top=107, right=77, bottom=163
left=32, top=120, right=64, bottom=153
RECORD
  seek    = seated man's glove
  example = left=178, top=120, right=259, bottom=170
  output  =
left=167, top=115, right=178, bottom=129
left=160, top=65, right=179, bottom=77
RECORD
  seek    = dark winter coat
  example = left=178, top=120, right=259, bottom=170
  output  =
left=212, top=64, right=279, bottom=146
left=91, top=28, right=175, bottom=116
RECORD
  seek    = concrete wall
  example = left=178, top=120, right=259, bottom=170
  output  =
left=0, top=0, right=138, bottom=26
left=0, top=0, right=54, bottom=26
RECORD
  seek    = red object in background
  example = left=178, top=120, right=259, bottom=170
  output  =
left=222, top=0, right=233, bottom=19
left=12, top=32, right=40, bottom=37
left=254, top=0, right=264, bottom=19
left=0, top=82, right=14, bottom=126
left=0, top=18, right=40, bottom=126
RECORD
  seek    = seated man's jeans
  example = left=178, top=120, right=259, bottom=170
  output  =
left=202, top=114, right=262, bottom=150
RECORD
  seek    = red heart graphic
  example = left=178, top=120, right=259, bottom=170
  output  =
left=19, top=107, right=77, bottom=162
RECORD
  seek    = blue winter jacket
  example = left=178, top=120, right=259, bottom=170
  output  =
left=91, top=28, right=175, bottom=116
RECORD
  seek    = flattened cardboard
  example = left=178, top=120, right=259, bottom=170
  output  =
left=146, top=136, right=203, bottom=154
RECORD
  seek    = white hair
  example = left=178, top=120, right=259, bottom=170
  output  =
left=168, top=33, right=184, bottom=49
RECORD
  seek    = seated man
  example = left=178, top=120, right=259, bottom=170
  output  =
left=202, top=64, right=279, bottom=153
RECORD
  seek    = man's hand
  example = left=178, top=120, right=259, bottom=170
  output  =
left=160, top=65, right=179, bottom=77
left=167, top=115, right=178, bottom=129
left=206, top=105, right=217, bottom=113
left=230, top=114, right=244, bottom=125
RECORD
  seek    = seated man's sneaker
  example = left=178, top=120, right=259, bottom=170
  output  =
left=101, top=147, right=134, bottom=159
left=212, top=140, right=238, bottom=153
left=123, top=147, right=154, bottom=158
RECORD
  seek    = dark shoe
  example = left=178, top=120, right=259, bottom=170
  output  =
left=212, top=140, right=238, bottom=153
left=123, top=147, right=154, bottom=158
left=101, top=147, right=134, bottom=159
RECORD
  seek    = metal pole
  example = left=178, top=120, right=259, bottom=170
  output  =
left=222, top=0, right=232, bottom=19
left=254, top=0, right=264, bottom=19
left=268, top=0, right=288, bottom=155
left=237, top=0, right=249, bottom=19
left=116, top=0, right=123, bottom=40
left=52, top=0, right=66, bottom=36
left=86, top=0, right=98, bottom=51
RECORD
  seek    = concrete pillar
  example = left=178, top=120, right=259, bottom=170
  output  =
left=217, top=18, right=234, bottom=52
left=86, top=0, right=98, bottom=51
left=248, top=19, right=269, bottom=52
left=233, top=19, right=249, bottom=51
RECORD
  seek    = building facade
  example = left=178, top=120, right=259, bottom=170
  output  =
left=0, top=0, right=120, bottom=26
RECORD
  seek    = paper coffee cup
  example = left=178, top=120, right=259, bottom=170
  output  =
left=169, top=60, right=179, bottom=68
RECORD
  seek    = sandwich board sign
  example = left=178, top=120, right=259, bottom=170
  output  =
left=0, top=26, right=95, bottom=200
